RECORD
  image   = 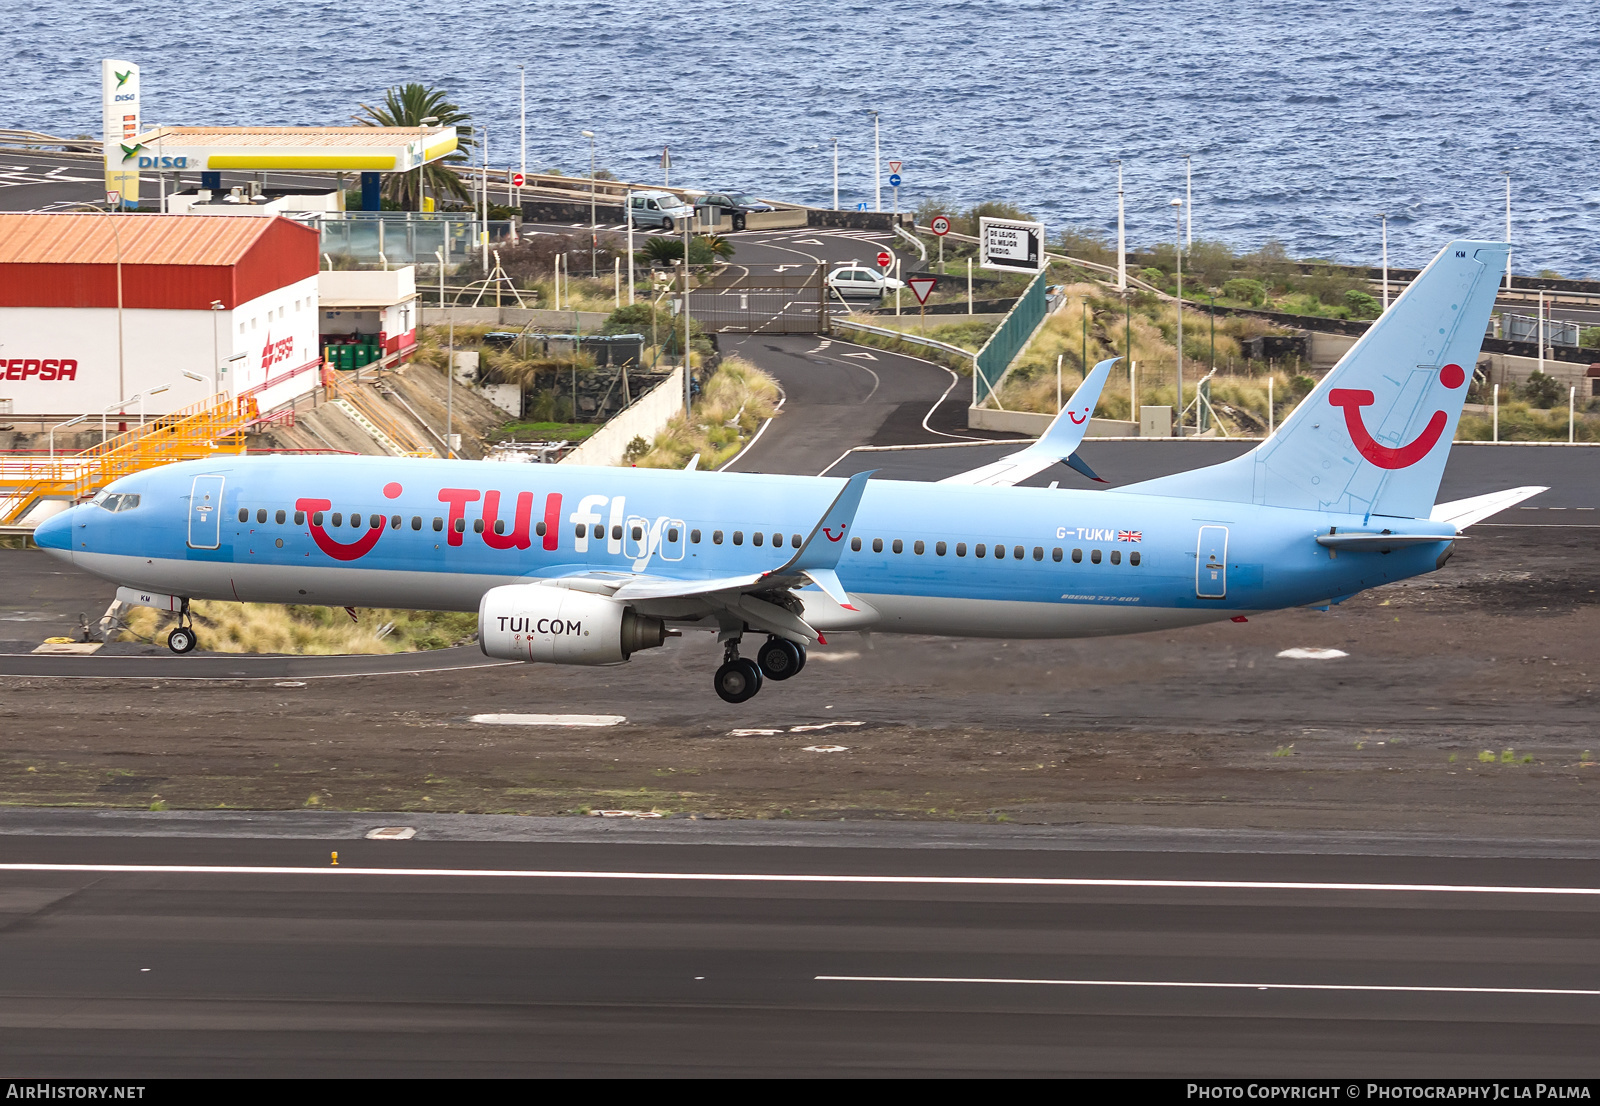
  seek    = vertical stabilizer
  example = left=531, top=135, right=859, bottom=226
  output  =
left=1122, top=240, right=1507, bottom=519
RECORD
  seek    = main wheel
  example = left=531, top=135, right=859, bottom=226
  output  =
left=757, top=637, right=803, bottom=681
left=167, top=626, right=196, bottom=654
left=714, top=658, right=763, bottom=703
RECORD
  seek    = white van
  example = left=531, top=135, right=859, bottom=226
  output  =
left=629, top=190, right=694, bottom=232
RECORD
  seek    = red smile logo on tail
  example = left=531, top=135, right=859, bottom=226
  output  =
left=1328, top=364, right=1465, bottom=470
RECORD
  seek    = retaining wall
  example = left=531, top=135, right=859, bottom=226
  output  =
left=559, top=365, right=685, bottom=468
left=966, top=408, right=1138, bottom=437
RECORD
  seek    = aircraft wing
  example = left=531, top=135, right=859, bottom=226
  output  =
left=1430, top=486, right=1548, bottom=528
left=941, top=356, right=1119, bottom=487
left=536, top=470, right=879, bottom=644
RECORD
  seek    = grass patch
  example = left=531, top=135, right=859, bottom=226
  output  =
left=633, top=355, right=781, bottom=470
left=120, top=603, right=477, bottom=655
left=490, top=420, right=600, bottom=442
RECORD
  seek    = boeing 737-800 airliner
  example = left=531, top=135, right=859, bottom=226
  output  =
left=33, top=240, right=1541, bottom=703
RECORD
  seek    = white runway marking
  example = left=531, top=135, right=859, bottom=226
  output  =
left=802, top=744, right=850, bottom=753
left=3, top=865, right=1599, bottom=898
left=1276, top=648, right=1348, bottom=660
left=815, top=975, right=1600, bottom=997
left=470, top=713, right=626, bottom=727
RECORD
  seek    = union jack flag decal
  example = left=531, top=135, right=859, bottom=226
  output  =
left=1117, top=530, right=1142, bottom=543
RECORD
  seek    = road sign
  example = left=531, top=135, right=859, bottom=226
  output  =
left=906, top=276, right=937, bottom=305
left=887, top=173, right=902, bottom=188
left=888, top=160, right=902, bottom=174
left=511, top=172, right=525, bottom=188
left=978, top=216, right=1047, bottom=274
left=876, top=250, right=893, bottom=269
left=929, top=215, right=951, bottom=237
left=857, top=202, right=868, bottom=211
left=104, top=191, right=120, bottom=207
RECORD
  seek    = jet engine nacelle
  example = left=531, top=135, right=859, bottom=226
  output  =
left=478, top=585, right=667, bottom=665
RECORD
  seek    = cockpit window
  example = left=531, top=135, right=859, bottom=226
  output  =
left=93, top=492, right=140, bottom=512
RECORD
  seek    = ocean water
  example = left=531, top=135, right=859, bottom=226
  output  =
left=8, top=0, right=1598, bottom=273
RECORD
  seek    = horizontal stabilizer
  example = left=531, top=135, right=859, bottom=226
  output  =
left=942, top=357, right=1118, bottom=487
left=1430, top=486, right=1547, bottom=528
left=1316, top=531, right=1455, bottom=551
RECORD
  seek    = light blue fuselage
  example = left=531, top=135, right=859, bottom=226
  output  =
left=37, top=454, right=1454, bottom=638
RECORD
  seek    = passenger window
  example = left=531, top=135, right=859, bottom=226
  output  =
left=753, top=532, right=764, bottom=546
left=372, top=515, right=384, bottom=529
left=872, top=538, right=883, bottom=553
left=455, top=518, right=466, bottom=534
left=1014, top=545, right=1024, bottom=560
left=435, top=518, right=445, bottom=532
left=771, top=532, right=782, bottom=548
left=592, top=523, right=604, bottom=539
left=474, top=519, right=485, bottom=533
left=1130, top=551, right=1141, bottom=566
left=276, top=510, right=286, bottom=525
left=668, top=527, right=680, bottom=543
left=851, top=537, right=861, bottom=551
left=332, top=513, right=343, bottom=527
left=691, top=529, right=701, bottom=543
left=956, top=543, right=966, bottom=557
left=313, top=512, right=324, bottom=526
left=256, top=509, right=267, bottom=524
left=1072, top=548, right=1082, bottom=563
left=1091, top=549, right=1102, bottom=564
left=975, top=544, right=986, bottom=558
left=713, top=530, right=724, bottom=544
left=732, top=531, right=743, bottom=545
left=1110, top=550, right=1121, bottom=565
left=237, top=508, right=248, bottom=522
left=494, top=519, right=506, bottom=535
left=295, top=511, right=306, bottom=525
left=1052, top=547, right=1063, bottom=562
left=936, top=541, right=946, bottom=556
left=391, top=515, right=401, bottom=529
left=791, top=534, right=801, bottom=548
left=632, top=525, right=643, bottom=541
left=612, top=524, right=623, bottom=540
left=412, top=516, right=422, bottom=530
left=892, top=539, right=903, bottom=554
left=914, top=540, right=925, bottom=555
left=1033, top=546, right=1043, bottom=561
left=535, top=521, right=547, bottom=536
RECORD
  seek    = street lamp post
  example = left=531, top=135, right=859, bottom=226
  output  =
left=1112, top=159, right=1126, bottom=291
left=518, top=66, right=526, bottom=210
left=1184, top=155, right=1193, bottom=247
left=1171, top=197, right=1184, bottom=437
left=625, top=190, right=635, bottom=305
left=832, top=137, right=839, bottom=211
left=418, top=116, right=438, bottom=212
left=1379, top=214, right=1389, bottom=310
left=49, top=414, right=87, bottom=461
left=1504, top=171, right=1512, bottom=291
left=582, top=130, right=597, bottom=277
left=209, top=299, right=225, bottom=395
left=871, top=111, right=881, bottom=212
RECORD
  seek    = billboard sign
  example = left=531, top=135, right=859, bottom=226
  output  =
left=102, top=59, right=140, bottom=209
left=978, top=216, right=1046, bottom=274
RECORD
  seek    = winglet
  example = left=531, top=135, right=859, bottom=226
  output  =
left=941, top=357, right=1119, bottom=487
left=774, top=469, right=875, bottom=575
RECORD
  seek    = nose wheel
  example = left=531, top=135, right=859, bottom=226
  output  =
left=166, top=602, right=198, bottom=654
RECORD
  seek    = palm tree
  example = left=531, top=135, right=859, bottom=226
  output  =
left=353, top=84, right=474, bottom=209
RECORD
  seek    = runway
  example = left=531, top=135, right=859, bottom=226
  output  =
left=1, top=820, right=1597, bottom=1076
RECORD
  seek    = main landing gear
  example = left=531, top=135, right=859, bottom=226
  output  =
left=714, top=634, right=807, bottom=703
left=166, top=602, right=198, bottom=654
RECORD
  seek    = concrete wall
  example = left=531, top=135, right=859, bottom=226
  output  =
left=743, top=209, right=807, bottom=230
left=560, top=365, right=685, bottom=468
left=421, top=307, right=610, bottom=331
left=1308, top=331, right=1596, bottom=391
left=966, top=406, right=1137, bottom=437
left=319, top=267, right=416, bottom=304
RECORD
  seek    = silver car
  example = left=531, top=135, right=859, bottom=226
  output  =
left=827, top=264, right=905, bottom=300
left=629, top=190, right=693, bottom=231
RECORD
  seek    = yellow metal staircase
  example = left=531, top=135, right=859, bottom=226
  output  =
left=0, top=394, right=253, bottom=527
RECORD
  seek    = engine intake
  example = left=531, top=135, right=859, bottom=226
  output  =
left=478, top=585, right=667, bottom=665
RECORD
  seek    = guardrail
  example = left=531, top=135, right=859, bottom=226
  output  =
left=830, top=318, right=979, bottom=371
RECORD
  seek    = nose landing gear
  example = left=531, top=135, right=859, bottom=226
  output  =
left=166, top=601, right=198, bottom=654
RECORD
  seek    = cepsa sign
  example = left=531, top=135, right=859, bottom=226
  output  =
left=3, top=358, right=79, bottom=381
left=979, top=216, right=1046, bottom=275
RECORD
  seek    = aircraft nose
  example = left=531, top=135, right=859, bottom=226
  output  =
left=31, top=508, right=74, bottom=556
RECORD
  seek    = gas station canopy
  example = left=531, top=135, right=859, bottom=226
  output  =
left=122, top=126, right=459, bottom=173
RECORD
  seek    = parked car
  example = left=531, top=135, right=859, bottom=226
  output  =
left=629, top=190, right=693, bottom=231
left=827, top=264, right=904, bottom=300
left=695, top=191, right=775, bottom=231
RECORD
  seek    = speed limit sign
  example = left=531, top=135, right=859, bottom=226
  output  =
left=876, top=250, right=893, bottom=269
left=511, top=172, right=525, bottom=188
left=929, top=215, right=951, bottom=237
